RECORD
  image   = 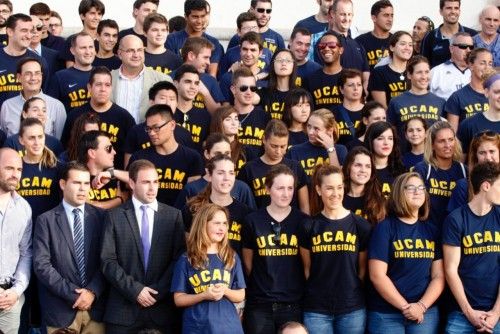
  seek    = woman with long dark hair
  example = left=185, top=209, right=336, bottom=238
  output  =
left=282, top=88, right=312, bottom=148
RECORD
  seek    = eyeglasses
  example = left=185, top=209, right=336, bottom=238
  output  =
left=404, top=185, right=426, bottom=193
left=271, top=222, right=281, bottom=244
left=120, top=47, right=145, bottom=55
left=452, top=43, right=474, bottom=50
left=104, top=144, right=114, bottom=153
left=238, top=85, right=258, bottom=92
left=274, top=58, right=294, bottom=64
left=418, top=16, right=435, bottom=31
left=256, top=8, right=272, bottom=14
left=49, top=23, right=62, bottom=28
left=318, top=42, right=339, bottom=50
left=0, top=9, right=11, bottom=15
left=145, top=121, right=169, bottom=134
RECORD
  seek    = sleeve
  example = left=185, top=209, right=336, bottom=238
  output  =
left=2, top=136, right=15, bottom=149
left=231, top=255, right=246, bottom=289
left=335, top=144, right=348, bottom=165
left=367, top=67, right=385, bottom=92
left=58, top=37, right=74, bottom=62
left=124, top=127, right=139, bottom=154
left=420, top=32, right=433, bottom=63
left=165, top=34, right=177, bottom=55
left=442, top=211, right=463, bottom=247
left=236, top=164, right=250, bottom=184
left=443, top=91, right=461, bottom=117
left=210, top=40, right=224, bottom=64
left=189, top=151, right=204, bottom=177
left=358, top=44, right=370, bottom=72
left=234, top=180, right=257, bottom=210
left=447, top=179, right=468, bottom=213
left=368, top=220, right=390, bottom=262
left=412, top=162, right=427, bottom=181
left=386, top=99, right=397, bottom=125
left=219, top=74, right=233, bottom=103
left=457, top=120, right=472, bottom=156
left=227, top=34, right=240, bottom=50
left=60, top=111, right=76, bottom=148
left=295, top=163, right=308, bottom=189
left=46, top=73, right=61, bottom=99
left=356, top=217, right=372, bottom=252
left=170, top=256, right=190, bottom=293
left=182, top=205, right=194, bottom=233
left=53, top=102, right=67, bottom=139
left=241, top=217, right=256, bottom=249
left=12, top=214, right=32, bottom=296
left=298, top=218, right=313, bottom=250
left=276, top=33, right=286, bottom=50
left=206, top=76, right=226, bottom=103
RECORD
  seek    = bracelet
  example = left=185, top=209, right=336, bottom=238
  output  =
left=417, top=300, right=428, bottom=313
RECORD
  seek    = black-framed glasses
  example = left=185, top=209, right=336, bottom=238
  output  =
left=452, top=43, right=474, bottom=50
left=145, top=121, right=169, bottom=134
left=404, top=185, right=426, bottom=193
left=238, top=85, right=258, bottom=92
left=418, top=16, right=435, bottom=31
left=271, top=222, right=281, bottom=244
left=256, top=8, right=272, bottom=14
left=104, top=144, right=114, bottom=153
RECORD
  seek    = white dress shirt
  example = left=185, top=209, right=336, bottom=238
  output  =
left=132, top=196, right=157, bottom=244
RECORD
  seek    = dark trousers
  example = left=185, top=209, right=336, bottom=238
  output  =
left=105, top=308, right=181, bottom=334
left=244, top=302, right=302, bottom=334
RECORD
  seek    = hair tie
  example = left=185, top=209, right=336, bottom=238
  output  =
left=484, top=73, right=500, bottom=89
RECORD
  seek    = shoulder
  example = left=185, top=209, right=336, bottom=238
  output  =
left=158, top=202, right=182, bottom=215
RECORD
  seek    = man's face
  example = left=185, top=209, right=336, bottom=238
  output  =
left=317, top=0, right=334, bottom=16
left=118, top=36, right=145, bottom=69
left=240, top=40, right=261, bottom=67
left=450, top=35, right=473, bottom=63
left=146, top=113, right=174, bottom=146
left=480, top=7, right=500, bottom=37
left=0, top=150, right=22, bottom=193
left=412, top=19, right=430, bottom=43
left=329, top=1, right=353, bottom=33
left=7, top=19, right=33, bottom=50
left=71, top=35, right=96, bottom=67
left=372, top=6, right=393, bottom=33
left=91, top=136, right=115, bottom=170
left=134, top=2, right=158, bottom=26
left=60, top=169, right=91, bottom=207
left=98, top=26, right=118, bottom=52
left=251, top=1, right=272, bottom=29
left=289, top=32, right=311, bottom=62
left=0, top=4, right=11, bottom=28
left=238, top=20, right=259, bottom=37
left=185, top=9, right=207, bottom=33
left=30, top=16, right=43, bottom=46
left=48, top=16, right=63, bottom=36
left=176, top=72, right=200, bottom=101
left=440, top=1, right=460, bottom=25
left=152, top=89, right=178, bottom=112
left=18, top=61, right=43, bottom=93
left=318, top=34, right=343, bottom=65
left=89, top=73, right=112, bottom=105
left=145, top=22, right=167, bottom=48
left=129, top=168, right=159, bottom=204
left=80, top=7, right=102, bottom=31
left=231, top=76, right=257, bottom=106
left=188, top=47, right=211, bottom=73
left=34, top=13, right=50, bottom=38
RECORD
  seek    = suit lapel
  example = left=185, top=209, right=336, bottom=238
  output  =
left=124, top=202, right=145, bottom=268
left=55, top=204, right=77, bottom=264
left=150, top=205, right=162, bottom=257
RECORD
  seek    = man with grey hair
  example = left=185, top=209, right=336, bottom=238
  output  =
left=0, top=148, right=32, bottom=334
left=473, top=5, right=500, bottom=67
left=430, top=32, right=473, bottom=100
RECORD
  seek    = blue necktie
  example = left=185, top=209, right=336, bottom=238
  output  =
left=141, top=205, right=151, bottom=271
left=73, top=208, right=86, bottom=286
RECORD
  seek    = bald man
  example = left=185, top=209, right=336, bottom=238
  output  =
left=0, top=148, right=32, bottom=334
left=473, top=5, right=500, bottom=67
left=111, top=35, right=172, bottom=122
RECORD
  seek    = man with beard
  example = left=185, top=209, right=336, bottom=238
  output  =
left=0, top=0, right=12, bottom=46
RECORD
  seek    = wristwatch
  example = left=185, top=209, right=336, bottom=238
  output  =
left=327, top=146, right=336, bottom=153
left=106, top=167, right=116, bottom=179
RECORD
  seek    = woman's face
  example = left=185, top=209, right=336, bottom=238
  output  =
left=222, top=112, right=239, bottom=136
left=408, top=62, right=430, bottom=91
left=316, top=173, right=344, bottom=211
left=432, top=128, right=456, bottom=160
left=273, top=51, right=294, bottom=77
left=372, top=128, right=394, bottom=158
left=20, top=124, right=45, bottom=157
left=391, top=34, right=413, bottom=61
left=485, top=80, right=500, bottom=111
left=364, top=107, right=386, bottom=126
left=268, top=173, right=295, bottom=208
left=206, top=210, right=228, bottom=244
left=349, top=153, right=372, bottom=186
left=22, top=99, right=47, bottom=126
left=307, top=115, right=331, bottom=145
left=476, top=140, right=500, bottom=163
left=403, top=176, right=426, bottom=211
left=205, top=141, right=231, bottom=160
left=290, top=96, right=311, bottom=124
left=341, top=76, right=363, bottom=102
left=470, top=52, right=493, bottom=80
left=405, top=119, right=426, bottom=146
left=208, top=160, right=235, bottom=195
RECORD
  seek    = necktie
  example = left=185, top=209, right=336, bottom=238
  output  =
left=73, top=208, right=86, bottom=286
left=141, top=205, right=151, bottom=271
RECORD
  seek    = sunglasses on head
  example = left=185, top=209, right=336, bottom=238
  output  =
left=318, top=41, right=339, bottom=50
left=452, top=43, right=474, bottom=50
left=256, top=8, right=272, bottom=14
left=271, top=222, right=281, bottom=244
left=474, top=130, right=499, bottom=139
left=238, top=85, right=258, bottom=92
left=35, top=25, right=43, bottom=31
left=418, top=16, right=435, bottom=31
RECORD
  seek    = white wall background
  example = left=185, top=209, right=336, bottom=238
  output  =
left=15, top=0, right=495, bottom=40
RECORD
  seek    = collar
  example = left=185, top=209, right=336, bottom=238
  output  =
left=132, top=196, right=158, bottom=212
left=19, top=90, right=43, bottom=102
left=28, top=44, right=42, bottom=55
left=62, top=199, right=85, bottom=215
left=118, top=65, right=145, bottom=80
left=434, top=23, right=467, bottom=39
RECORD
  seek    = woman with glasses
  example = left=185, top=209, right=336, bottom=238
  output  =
left=259, top=49, right=297, bottom=120
left=336, top=69, right=366, bottom=145
left=448, top=131, right=500, bottom=212
left=413, top=121, right=467, bottom=227
left=367, top=172, right=444, bottom=334
left=369, top=31, right=413, bottom=109
left=345, top=101, right=387, bottom=150
left=242, top=164, right=307, bottom=333
left=445, top=48, right=493, bottom=132
left=300, top=164, right=371, bottom=334
left=282, top=88, right=312, bottom=148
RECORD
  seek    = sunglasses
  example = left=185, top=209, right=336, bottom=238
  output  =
left=238, top=85, right=258, bottom=92
left=104, top=144, right=114, bottom=153
left=318, top=41, right=339, bottom=50
left=452, top=43, right=474, bottom=50
left=256, top=8, right=272, bottom=14
left=34, top=25, right=43, bottom=31
left=271, top=222, right=281, bottom=244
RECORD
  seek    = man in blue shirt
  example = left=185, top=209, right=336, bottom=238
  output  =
left=293, top=0, right=331, bottom=60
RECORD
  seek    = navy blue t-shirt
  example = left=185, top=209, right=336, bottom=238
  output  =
left=124, top=122, right=195, bottom=154
left=227, top=29, right=285, bottom=55
left=447, top=178, right=468, bottom=213
left=402, top=151, right=424, bottom=170
left=194, top=72, right=226, bottom=108
left=299, top=212, right=371, bottom=315
left=368, top=216, right=442, bottom=313
left=293, top=15, right=328, bottom=60
left=4, top=134, right=63, bottom=157
left=0, top=34, right=7, bottom=47
left=174, top=106, right=211, bottom=152
left=89, top=175, right=119, bottom=204
left=237, top=107, right=271, bottom=161
left=413, top=161, right=467, bottom=227
left=242, top=207, right=306, bottom=304
left=129, top=145, right=204, bottom=206
left=145, top=50, right=182, bottom=77
left=296, top=60, right=322, bottom=88
left=171, top=253, right=245, bottom=334
left=457, top=113, right=500, bottom=157
left=92, top=55, right=121, bottom=71
left=444, top=84, right=489, bottom=122
left=355, top=32, right=391, bottom=71
left=259, top=88, right=288, bottom=120
left=47, top=67, right=91, bottom=111
left=442, top=205, right=500, bottom=311
left=303, top=68, right=342, bottom=113
left=118, top=28, right=147, bottom=47
left=288, top=130, right=308, bottom=148
left=343, top=194, right=367, bottom=220
left=237, top=157, right=307, bottom=209
left=335, top=105, right=363, bottom=145
left=218, top=45, right=272, bottom=80
left=368, top=64, right=407, bottom=106
left=41, top=33, right=66, bottom=53
left=166, top=30, right=224, bottom=64
left=376, top=166, right=399, bottom=198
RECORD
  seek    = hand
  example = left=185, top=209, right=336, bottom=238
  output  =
left=465, top=308, right=490, bottom=330
left=204, top=284, right=224, bottom=301
left=136, top=287, right=158, bottom=307
left=316, top=130, right=335, bottom=150
left=198, top=80, right=209, bottom=97
left=73, top=288, right=95, bottom=310
left=402, top=303, right=424, bottom=323
left=92, top=171, right=111, bottom=189
left=478, top=311, right=499, bottom=333
left=214, top=283, right=229, bottom=296
left=0, top=289, right=19, bottom=311
left=229, top=61, right=241, bottom=73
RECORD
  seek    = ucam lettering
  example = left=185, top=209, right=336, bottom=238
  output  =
left=313, top=85, right=340, bottom=99
left=0, top=73, right=17, bottom=85
left=464, top=103, right=489, bottom=117
left=228, top=221, right=242, bottom=241
left=428, top=178, right=455, bottom=197
left=88, top=187, right=117, bottom=200
left=301, top=157, right=329, bottom=176
left=157, top=168, right=186, bottom=182
left=462, top=230, right=500, bottom=248
left=147, top=65, right=173, bottom=75
left=256, top=233, right=298, bottom=249
left=19, top=176, right=53, bottom=189
left=393, top=238, right=435, bottom=251
left=263, top=40, right=277, bottom=54
left=400, top=105, right=439, bottom=116
left=312, top=230, right=357, bottom=245
left=68, top=88, right=90, bottom=102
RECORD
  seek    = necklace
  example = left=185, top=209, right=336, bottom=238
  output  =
left=238, top=111, right=252, bottom=130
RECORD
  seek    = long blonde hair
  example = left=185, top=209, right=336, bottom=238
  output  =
left=19, top=118, right=57, bottom=169
left=187, top=203, right=235, bottom=270
left=423, top=121, right=462, bottom=169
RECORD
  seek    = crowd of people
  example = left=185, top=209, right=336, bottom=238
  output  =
left=0, top=0, right=499, bottom=333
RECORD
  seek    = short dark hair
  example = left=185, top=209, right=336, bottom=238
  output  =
left=29, top=2, right=51, bottom=16
left=240, top=31, right=263, bottom=50
left=184, top=0, right=208, bottom=16
left=6, top=13, right=31, bottom=31
left=16, top=57, right=43, bottom=75
left=50, top=10, right=62, bottom=23
left=264, top=119, right=288, bottom=139
left=251, top=0, right=272, bottom=8
left=71, top=31, right=93, bottom=48
left=231, top=67, right=254, bottom=85
left=77, top=130, right=109, bottom=164
left=149, top=81, right=178, bottom=101
left=145, top=104, right=174, bottom=122
left=60, top=161, right=90, bottom=181
left=236, top=12, right=257, bottom=30
left=290, top=27, right=311, bottom=40
left=440, top=0, right=460, bottom=10
left=128, top=159, right=156, bottom=182
left=168, top=16, right=186, bottom=33
left=97, top=19, right=119, bottom=35
left=0, top=0, right=13, bottom=13
left=470, top=161, right=500, bottom=195
left=371, top=0, right=392, bottom=16
left=174, top=64, right=199, bottom=81
left=181, top=37, right=214, bottom=61
left=133, top=0, right=159, bottom=10
left=78, top=0, right=105, bottom=16
left=89, top=66, right=111, bottom=85
left=143, top=12, right=168, bottom=33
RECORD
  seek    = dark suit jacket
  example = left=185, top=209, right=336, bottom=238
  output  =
left=41, top=45, right=63, bottom=77
left=100, top=200, right=185, bottom=328
left=33, top=203, right=107, bottom=327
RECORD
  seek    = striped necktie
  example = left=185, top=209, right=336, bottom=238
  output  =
left=73, top=208, right=86, bottom=286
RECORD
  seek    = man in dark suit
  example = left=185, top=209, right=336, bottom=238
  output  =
left=33, top=162, right=106, bottom=334
left=101, top=159, right=185, bottom=333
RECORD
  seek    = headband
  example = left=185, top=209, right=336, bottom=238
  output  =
left=484, top=73, right=500, bottom=89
